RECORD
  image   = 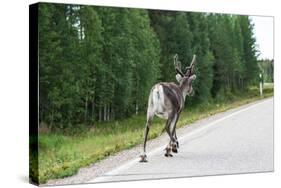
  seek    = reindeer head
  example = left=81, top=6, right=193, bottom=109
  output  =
left=174, top=54, right=197, bottom=96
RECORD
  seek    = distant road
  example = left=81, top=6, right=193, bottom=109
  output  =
left=91, top=98, right=274, bottom=183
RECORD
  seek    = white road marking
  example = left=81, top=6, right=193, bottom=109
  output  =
left=90, top=98, right=271, bottom=183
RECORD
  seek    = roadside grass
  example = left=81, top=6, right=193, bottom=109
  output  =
left=35, top=86, right=273, bottom=184
left=264, top=82, right=274, bottom=89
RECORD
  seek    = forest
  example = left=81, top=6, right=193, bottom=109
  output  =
left=38, top=3, right=264, bottom=129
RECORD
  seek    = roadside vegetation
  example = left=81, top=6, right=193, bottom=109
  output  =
left=38, top=3, right=265, bottom=128
left=34, top=87, right=273, bottom=184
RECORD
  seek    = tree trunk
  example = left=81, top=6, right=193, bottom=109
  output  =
left=91, top=99, right=95, bottom=120
left=227, top=75, right=230, bottom=89
left=238, top=76, right=240, bottom=89
left=50, top=108, right=54, bottom=128
left=232, top=73, right=235, bottom=90
left=84, top=96, right=88, bottom=122
left=135, top=101, right=139, bottom=115
left=107, top=104, right=110, bottom=121
left=103, top=105, right=107, bottom=121
left=111, top=105, right=113, bottom=120
left=99, top=106, right=102, bottom=122
left=111, top=107, right=114, bottom=120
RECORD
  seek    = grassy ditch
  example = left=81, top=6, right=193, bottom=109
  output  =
left=34, top=86, right=273, bottom=184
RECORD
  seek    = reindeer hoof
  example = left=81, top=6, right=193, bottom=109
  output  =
left=164, top=152, right=173, bottom=157
left=139, top=155, right=148, bottom=162
left=172, top=147, right=178, bottom=153
left=165, top=147, right=173, bottom=157
left=165, top=153, right=173, bottom=157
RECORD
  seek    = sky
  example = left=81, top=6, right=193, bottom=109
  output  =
left=250, top=16, right=274, bottom=60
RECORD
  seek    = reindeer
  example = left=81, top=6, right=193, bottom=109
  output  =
left=140, top=54, right=197, bottom=162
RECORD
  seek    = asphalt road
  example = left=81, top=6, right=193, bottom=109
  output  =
left=91, top=98, right=274, bottom=183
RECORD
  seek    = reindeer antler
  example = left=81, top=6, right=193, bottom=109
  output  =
left=174, top=54, right=184, bottom=77
left=185, top=54, right=196, bottom=76
left=190, top=54, right=196, bottom=69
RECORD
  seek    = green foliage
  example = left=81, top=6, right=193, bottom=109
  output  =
left=38, top=3, right=264, bottom=128
left=39, top=4, right=161, bottom=125
left=149, top=11, right=193, bottom=82
left=239, top=16, right=259, bottom=85
left=186, top=13, right=214, bottom=104
left=207, top=14, right=261, bottom=98
left=258, top=59, right=274, bottom=83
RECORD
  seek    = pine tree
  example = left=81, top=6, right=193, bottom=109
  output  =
left=38, top=4, right=260, bottom=128
left=78, top=6, right=103, bottom=122
left=149, top=11, right=193, bottom=82
left=128, top=10, right=161, bottom=115
left=186, top=13, right=214, bottom=104
left=239, top=16, right=259, bottom=87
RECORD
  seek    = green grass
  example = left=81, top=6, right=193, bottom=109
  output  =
left=34, top=86, right=273, bottom=184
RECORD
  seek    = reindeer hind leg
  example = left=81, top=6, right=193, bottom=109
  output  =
left=170, top=114, right=179, bottom=154
left=164, top=116, right=175, bottom=157
left=140, top=123, right=149, bottom=162
left=140, top=109, right=154, bottom=162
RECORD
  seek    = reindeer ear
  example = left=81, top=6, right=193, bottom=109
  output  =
left=189, top=74, right=196, bottom=81
left=176, top=73, right=183, bottom=83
